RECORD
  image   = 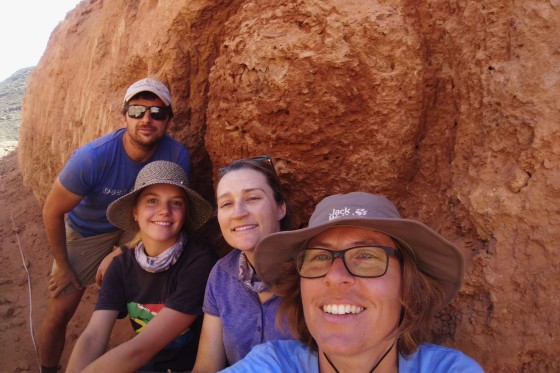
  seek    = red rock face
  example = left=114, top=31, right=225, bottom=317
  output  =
left=18, top=0, right=560, bottom=371
left=206, top=1, right=425, bottom=217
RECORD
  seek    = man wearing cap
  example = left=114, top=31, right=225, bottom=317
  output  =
left=38, top=78, right=191, bottom=373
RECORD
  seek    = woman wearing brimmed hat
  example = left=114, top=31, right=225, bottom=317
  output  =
left=67, top=161, right=217, bottom=373
left=221, top=192, right=484, bottom=372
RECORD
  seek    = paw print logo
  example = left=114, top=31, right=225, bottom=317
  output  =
left=354, top=208, right=368, bottom=216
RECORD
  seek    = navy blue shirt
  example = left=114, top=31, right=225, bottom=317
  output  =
left=97, top=239, right=216, bottom=371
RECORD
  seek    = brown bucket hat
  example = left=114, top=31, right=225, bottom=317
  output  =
left=107, top=161, right=212, bottom=232
left=254, top=192, right=465, bottom=306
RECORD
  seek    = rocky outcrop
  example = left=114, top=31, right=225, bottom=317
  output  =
left=19, top=0, right=560, bottom=371
left=0, top=67, right=32, bottom=141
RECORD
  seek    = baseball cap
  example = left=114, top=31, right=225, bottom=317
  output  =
left=124, top=78, right=172, bottom=107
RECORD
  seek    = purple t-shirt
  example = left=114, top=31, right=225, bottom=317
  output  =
left=203, top=250, right=293, bottom=365
left=59, top=128, right=190, bottom=237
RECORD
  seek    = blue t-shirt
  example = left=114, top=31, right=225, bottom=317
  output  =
left=59, top=128, right=190, bottom=237
left=220, top=339, right=485, bottom=373
left=203, top=250, right=293, bottom=365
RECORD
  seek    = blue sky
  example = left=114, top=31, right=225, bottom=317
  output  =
left=0, top=0, right=82, bottom=82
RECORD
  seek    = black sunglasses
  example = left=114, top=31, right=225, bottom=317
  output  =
left=127, top=105, right=169, bottom=121
left=218, top=155, right=276, bottom=175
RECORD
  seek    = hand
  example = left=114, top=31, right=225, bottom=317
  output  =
left=49, top=264, right=82, bottom=298
left=95, top=246, right=123, bottom=288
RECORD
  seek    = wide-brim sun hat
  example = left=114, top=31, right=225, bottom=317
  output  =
left=124, top=78, right=172, bottom=107
left=254, top=192, right=465, bottom=306
left=107, top=161, right=212, bottom=232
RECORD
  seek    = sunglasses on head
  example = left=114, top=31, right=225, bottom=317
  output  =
left=219, top=155, right=276, bottom=175
left=127, top=105, right=169, bottom=121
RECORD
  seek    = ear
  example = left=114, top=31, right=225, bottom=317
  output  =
left=132, top=206, right=139, bottom=222
left=277, top=201, right=287, bottom=221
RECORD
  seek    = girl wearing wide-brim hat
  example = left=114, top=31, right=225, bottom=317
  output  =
left=67, top=161, right=217, bottom=372
left=221, top=192, right=484, bottom=373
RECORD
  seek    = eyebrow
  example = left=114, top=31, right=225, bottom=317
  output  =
left=140, top=191, right=186, bottom=200
left=216, top=187, right=266, bottom=200
left=309, top=239, right=391, bottom=248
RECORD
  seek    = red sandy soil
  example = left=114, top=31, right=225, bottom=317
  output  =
left=0, top=149, right=133, bottom=373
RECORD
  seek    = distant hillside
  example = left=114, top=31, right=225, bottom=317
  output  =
left=0, top=67, right=33, bottom=141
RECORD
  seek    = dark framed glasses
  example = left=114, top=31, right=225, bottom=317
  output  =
left=218, top=155, right=276, bottom=175
left=127, top=105, right=169, bottom=121
left=295, top=245, right=400, bottom=279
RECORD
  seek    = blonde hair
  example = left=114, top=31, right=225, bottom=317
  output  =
left=129, top=232, right=142, bottom=248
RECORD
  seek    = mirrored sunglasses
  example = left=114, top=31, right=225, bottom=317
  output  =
left=127, top=105, right=169, bottom=121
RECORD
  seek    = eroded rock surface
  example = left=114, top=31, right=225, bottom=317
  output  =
left=18, top=0, right=560, bottom=371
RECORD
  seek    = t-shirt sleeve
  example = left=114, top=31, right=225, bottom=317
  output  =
left=164, top=246, right=216, bottom=316
left=202, top=264, right=220, bottom=317
left=162, top=136, right=192, bottom=180
left=219, top=343, right=281, bottom=373
left=58, top=146, right=98, bottom=196
left=399, top=344, right=485, bottom=373
left=447, top=354, right=485, bottom=372
left=96, top=256, right=127, bottom=318
left=178, top=149, right=192, bottom=180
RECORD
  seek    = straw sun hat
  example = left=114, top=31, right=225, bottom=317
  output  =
left=107, top=161, right=212, bottom=232
left=254, top=192, right=465, bottom=307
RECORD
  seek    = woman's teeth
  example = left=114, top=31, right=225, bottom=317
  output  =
left=323, top=304, right=364, bottom=315
left=234, top=224, right=256, bottom=231
left=153, top=221, right=171, bottom=226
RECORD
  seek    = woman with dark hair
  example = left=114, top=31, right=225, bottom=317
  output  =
left=192, top=156, right=295, bottom=373
left=222, top=192, right=484, bottom=372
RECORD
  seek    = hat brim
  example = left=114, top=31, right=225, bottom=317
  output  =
left=107, top=180, right=212, bottom=232
left=254, top=216, right=464, bottom=306
left=125, top=87, right=171, bottom=107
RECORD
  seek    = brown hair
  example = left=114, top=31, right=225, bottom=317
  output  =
left=274, top=237, right=446, bottom=356
left=216, top=158, right=294, bottom=231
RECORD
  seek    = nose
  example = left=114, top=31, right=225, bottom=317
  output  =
left=140, top=109, right=153, bottom=123
left=231, top=201, right=249, bottom=218
left=158, top=202, right=171, bottom=215
left=324, top=256, right=354, bottom=284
